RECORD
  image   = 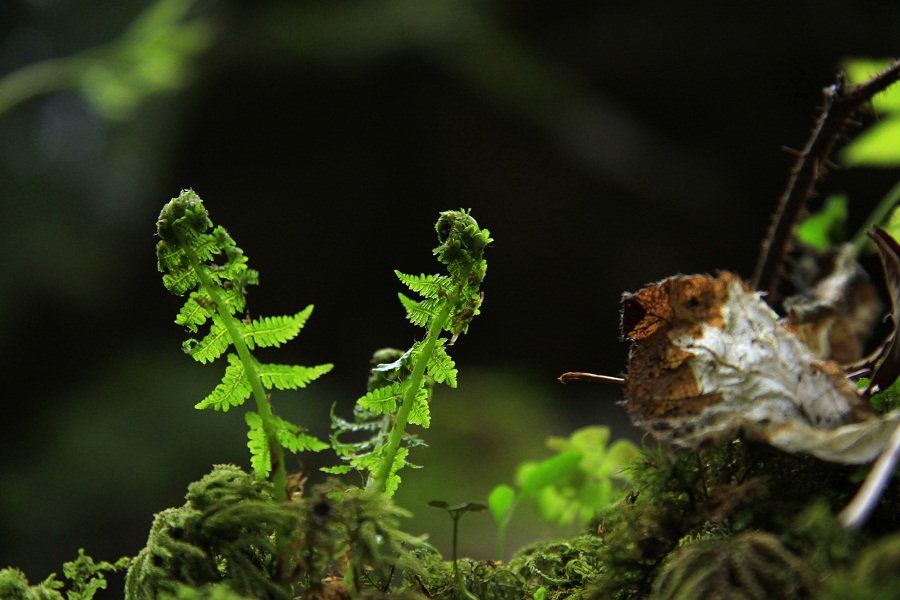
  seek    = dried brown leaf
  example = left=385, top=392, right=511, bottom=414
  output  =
left=622, top=273, right=900, bottom=463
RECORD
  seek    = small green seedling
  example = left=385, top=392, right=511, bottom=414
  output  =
left=488, top=426, right=639, bottom=561
left=157, top=190, right=333, bottom=500
left=429, top=501, right=488, bottom=600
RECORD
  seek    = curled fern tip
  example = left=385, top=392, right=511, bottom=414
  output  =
left=156, top=188, right=209, bottom=244
left=434, top=208, right=492, bottom=267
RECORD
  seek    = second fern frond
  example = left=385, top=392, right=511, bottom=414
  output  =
left=333, top=209, right=491, bottom=497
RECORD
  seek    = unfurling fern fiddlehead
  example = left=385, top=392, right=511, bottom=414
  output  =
left=325, top=209, right=491, bottom=497
left=156, top=189, right=332, bottom=500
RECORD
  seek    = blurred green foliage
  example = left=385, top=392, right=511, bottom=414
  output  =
left=0, top=0, right=211, bottom=119
left=842, top=58, right=900, bottom=167
left=795, top=194, right=847, bottom=251
left=488, top=426, right=639, bottom=560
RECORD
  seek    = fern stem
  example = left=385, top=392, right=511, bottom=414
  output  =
left=367, top=265, right=473, bottom=495
left=175, top=229, right=288, bottom=500
left=850, top=179, right=900, bottom=257
left=368, top=303, right=451, bottom=495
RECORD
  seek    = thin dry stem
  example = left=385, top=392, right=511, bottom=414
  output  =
left=558, top=371, right=625, bottom=385
left=752, top=59, right=900, bottom=298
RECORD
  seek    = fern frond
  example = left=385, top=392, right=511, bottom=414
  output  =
left=270, top=414, right=329, bottom=453
left=407, top=387, right=431, bottom=428
left=350, top=450, right=384, bottom=475
left=358, top=382, right=406, bottom=415
left=321, top=465, right=354, bottom=475
left=256, top=362, right=334, bottom=390
left=158, top=190, right=332, bottom=501
left=383, top=446, right=409, bottom=497
left=330, top=404, right=387, bottom=435
left=361, top=210, right=491, bottom=496
left=183, top=315, right=231, bottom=363
left=160, top=266, right=199, bottom=297
left=190, top=232, right=221, bottom=263
left=174, top=290, right=214, bottom=332
left=156, top=238, right=186, bottom=273
left=157, top=191, right=258, bottom=309
left=246, top=413, right=328, bottom=480
left=394, top=271, right=454, bottom=299
left=217, top=286, right=248, bottom=315
left=245, top=411, right=271, bottom=479
left=223, top=266, right=259, bottom=304
left=157, top=240, right=199, bottom=296
left=327, top=402, right=392, bottom=481
left=214, top=226, right=240, bottom=260
left=242, top=306, right=315, bottom=349
left=398, top=293, right=443, bottom=327
left=427, top=343, right=458, bottom=388
left=195, top=354, right=252, bottom=411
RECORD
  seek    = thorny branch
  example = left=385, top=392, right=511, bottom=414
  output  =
left=751, top=59, right=900, bottom=299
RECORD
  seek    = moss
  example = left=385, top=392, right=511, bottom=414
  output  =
left=817, top=532, right=900, bottom=600
left=158, top=583, right=259, bottom=600
left=0, top=568, right=64, bottom=600
left=125, top=465, right=300, bottom=600
left=533, top=440, right=900, bottom=599
left=508, top=534, right=605, bottom=599
left=649, top=531, right=816, bottom=599
left=124, top=465, right=432, bottom=599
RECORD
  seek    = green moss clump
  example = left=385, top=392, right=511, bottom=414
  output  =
left=0, top=568, right=65, bottom=600
left=649, top=531, right=815, bottom=599
left=816, top=532, right=900, bottom=600
left=157, top=583, right=258, bottom=600
left=125, top=464, right=300, bottom=600
left=125, top=464, right=431, bottom=599
left=0, top=549, right=126, bottom=600
left=508, top=534, right=605, bottom=599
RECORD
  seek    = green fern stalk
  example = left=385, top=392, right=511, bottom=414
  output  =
left=176, top=231, right=288, bottom=494
left=364, top=210, right=490, bottom=496
left=157, top=189, right=332, bottom=501
left=367, top=268, right=469, bottom=496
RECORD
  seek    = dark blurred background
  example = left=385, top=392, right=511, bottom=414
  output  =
left=1, top=0, right=899, bottom=592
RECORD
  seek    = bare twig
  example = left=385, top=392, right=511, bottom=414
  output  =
left=751, top=59, right=900, bottom=298
left=558, top=372, right=625, bottom=385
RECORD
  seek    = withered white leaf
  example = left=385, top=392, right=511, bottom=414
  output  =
left=622, top=273, right=900, bottom=464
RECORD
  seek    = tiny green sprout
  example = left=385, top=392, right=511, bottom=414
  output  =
left=428, top=501, right=488, bottom=600
left=157, top=189, right=333, bottom=500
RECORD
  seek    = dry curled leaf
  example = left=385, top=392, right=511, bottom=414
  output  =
left=621, top=272, right=900, bottom=463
